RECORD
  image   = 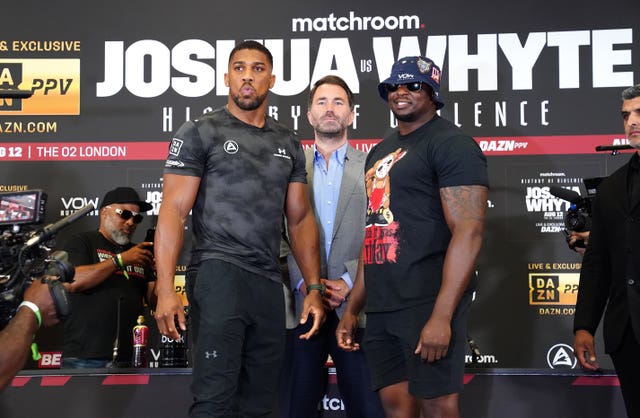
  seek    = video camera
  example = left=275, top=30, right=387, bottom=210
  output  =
left=0, top=189, right=93, bottom=330
left=550, top=177, right=603, bottom=249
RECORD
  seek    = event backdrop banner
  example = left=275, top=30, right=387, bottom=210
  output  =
left=1, top=0, right=639, bottom=369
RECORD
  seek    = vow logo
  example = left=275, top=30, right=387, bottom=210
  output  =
left=60, top=197, right=99, bottom=216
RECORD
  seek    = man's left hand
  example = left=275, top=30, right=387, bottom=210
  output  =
left=23, top=279, right=60, bottom=327
left=336, top=312, right=360, bottom=351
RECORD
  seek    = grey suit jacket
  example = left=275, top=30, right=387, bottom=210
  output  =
left=287, top=145, right=367, bottom=324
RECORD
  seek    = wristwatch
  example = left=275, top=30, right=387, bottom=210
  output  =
left=306, top=283, right=326, bottom=297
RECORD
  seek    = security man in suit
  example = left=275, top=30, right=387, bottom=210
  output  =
left=574, top=84, right=640, bottom=418
left=279, top=76, right=384, bottom=418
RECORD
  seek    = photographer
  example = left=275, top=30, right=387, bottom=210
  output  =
left=0, top=279, right=61, bottom=391
left=574, top=84, right=640, bottom=418
left=60, top=187, right=156, bottom=368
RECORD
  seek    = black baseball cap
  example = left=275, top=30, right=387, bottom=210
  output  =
left=100, top=187, right=152, bottom=212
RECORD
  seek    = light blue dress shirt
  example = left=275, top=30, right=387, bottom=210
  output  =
left=295, top=143, right=353, bottom=291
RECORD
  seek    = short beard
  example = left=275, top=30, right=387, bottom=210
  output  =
left=104, top=216, right=131, bottom=246
left=231, top=91, right=268, bottom=111
left=315, top=125, right=347, bottom=140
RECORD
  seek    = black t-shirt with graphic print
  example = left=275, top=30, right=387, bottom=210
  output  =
left=62, top=231, right=154, bottom=362
left=363, top=115, right=489, bottom=312
left=164, top=106, right=307, bottom=282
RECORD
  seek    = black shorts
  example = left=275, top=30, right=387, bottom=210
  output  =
left=363, top=293, right=471, bottom=399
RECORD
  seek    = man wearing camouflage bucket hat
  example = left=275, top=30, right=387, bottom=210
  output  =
left=337, top=56, right=489, bottom=418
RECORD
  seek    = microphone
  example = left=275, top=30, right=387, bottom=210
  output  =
left=24, top=203, right=94, bottom=248
left=0, top=89, right=33, bottom=99
left=467, top=334, right=482, bottom=364
left=549, top=186, right=582, bottom=205
left=110, top=296, right=123, bottom=369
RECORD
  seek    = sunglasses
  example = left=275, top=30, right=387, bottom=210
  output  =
left=384, top=82, right=423, bottom=93
left=107, top=206, right=144, bottom=224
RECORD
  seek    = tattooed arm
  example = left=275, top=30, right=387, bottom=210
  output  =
left=414, top=185, right=488, bottom=362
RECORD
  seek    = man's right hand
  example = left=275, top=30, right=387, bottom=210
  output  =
left=121, top=242, right=154, bottom=267
left=574, top=329, right=600, bottom=371
left=154, top=290, right=186, bottom=340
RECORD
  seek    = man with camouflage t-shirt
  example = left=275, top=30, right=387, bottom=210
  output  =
left=153, top=41, right=325, bottom=418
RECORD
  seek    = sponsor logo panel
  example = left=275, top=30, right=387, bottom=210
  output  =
left=0, top=59, right=80, bottom=115
left=291, top=11, right=421, bottom=32
left=37, top=352, right=63, bottom=369
left=59, top=195, right=100, bottom=217
left=529, top=272, right=580, bottom=306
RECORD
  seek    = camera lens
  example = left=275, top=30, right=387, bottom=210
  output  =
left=565, top=210, right=591, bottom=232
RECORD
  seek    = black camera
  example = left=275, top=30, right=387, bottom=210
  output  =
left=550, top=177, right=603, bottom=249
left=0, top=190, right=93, bottom=330
left=564, top=199, right=592, bottom=233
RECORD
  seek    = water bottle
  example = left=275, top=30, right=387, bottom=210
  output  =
left=159, top=308, right=189, bottom=367
left=132, top=315, right=148, bottom=368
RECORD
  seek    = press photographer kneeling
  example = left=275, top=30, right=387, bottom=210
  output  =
left=0, top=92, right=80, bottom=390
left=0, top=279, right=65, bottom=391
left=0, top=189, right=90, bottom=391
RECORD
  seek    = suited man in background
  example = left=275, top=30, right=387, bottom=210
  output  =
left=279, top=75, right=384, bottom=418
left=574, top=84, right=640, bottom=418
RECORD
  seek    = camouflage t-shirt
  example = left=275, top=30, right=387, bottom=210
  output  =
left=164, top=106, right=307, bottom=282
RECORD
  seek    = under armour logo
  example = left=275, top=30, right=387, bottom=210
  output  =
left=204, top=351, right=218, bottom=359
left=273, top=147, right=291, bottom=160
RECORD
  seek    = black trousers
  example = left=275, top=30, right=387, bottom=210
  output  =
left=186, top=259, right=285, bottom=418
left=610, top=324, right=640, bottom=418
left=279, top=310, right=384, bottom=418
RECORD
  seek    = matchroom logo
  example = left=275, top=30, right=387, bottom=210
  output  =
left=0, top=59, right=80, bottom=115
